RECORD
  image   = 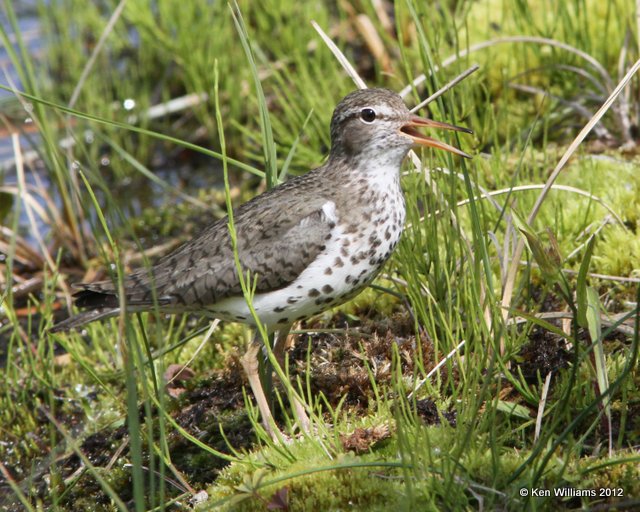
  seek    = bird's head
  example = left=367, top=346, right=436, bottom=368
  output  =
left=329, top=88, right=471, bottom=166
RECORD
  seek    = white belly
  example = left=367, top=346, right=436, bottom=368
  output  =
left=209, top=208, right=404, bottom=328
left=208, top=167, right=406, bottom=329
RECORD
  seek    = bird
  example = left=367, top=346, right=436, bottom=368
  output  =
left=51, top=88, right=471, bottom=440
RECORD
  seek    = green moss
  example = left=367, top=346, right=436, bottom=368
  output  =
left=204, top=421, right=523, bottom=511
left=596, top=226, right=640, bottom=277
left=585, top=455, right=640, bottom=498
left=332, top=281, right=402, bottom=320
left=550, top=155, right=640, bottom=278
left=204, top=435, right=407, bottom=512
left=465, top=0, right=633, bottom=85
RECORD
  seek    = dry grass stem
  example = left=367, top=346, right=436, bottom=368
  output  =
left=501, top=57, right=640, bottom=324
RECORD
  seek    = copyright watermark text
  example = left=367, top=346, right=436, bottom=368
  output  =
left=519, top=487, right=624, bottom=498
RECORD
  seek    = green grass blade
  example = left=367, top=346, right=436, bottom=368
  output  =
left=230, top=2, right=278, bottom=188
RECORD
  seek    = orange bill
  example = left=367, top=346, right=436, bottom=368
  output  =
left=400, top=115, right=472, bottom=159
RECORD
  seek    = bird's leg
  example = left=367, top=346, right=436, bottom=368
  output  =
left=259, top=332, right=276, bottom=411
left=273, top=325, right=311, bottom=434
left=240, top=334, right=280, bottom=441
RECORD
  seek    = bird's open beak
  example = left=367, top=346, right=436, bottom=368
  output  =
left=400, top=115, right=472, bottom=159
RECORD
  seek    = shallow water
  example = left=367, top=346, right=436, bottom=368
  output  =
left=0, top=3, right=225, bottom=247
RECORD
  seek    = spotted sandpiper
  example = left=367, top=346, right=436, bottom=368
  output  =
left=51, top=88, right=471, bottom=439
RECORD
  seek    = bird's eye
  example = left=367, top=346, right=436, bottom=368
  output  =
left=360, top=108, right=376, bottom=123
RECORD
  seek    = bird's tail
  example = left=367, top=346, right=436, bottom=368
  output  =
left=49, top=307, right=119, bottom=334
left=50, top=272, right=170, bottom=333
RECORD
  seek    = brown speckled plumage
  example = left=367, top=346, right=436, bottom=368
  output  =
left=51, top=88, right=470, bottom=335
